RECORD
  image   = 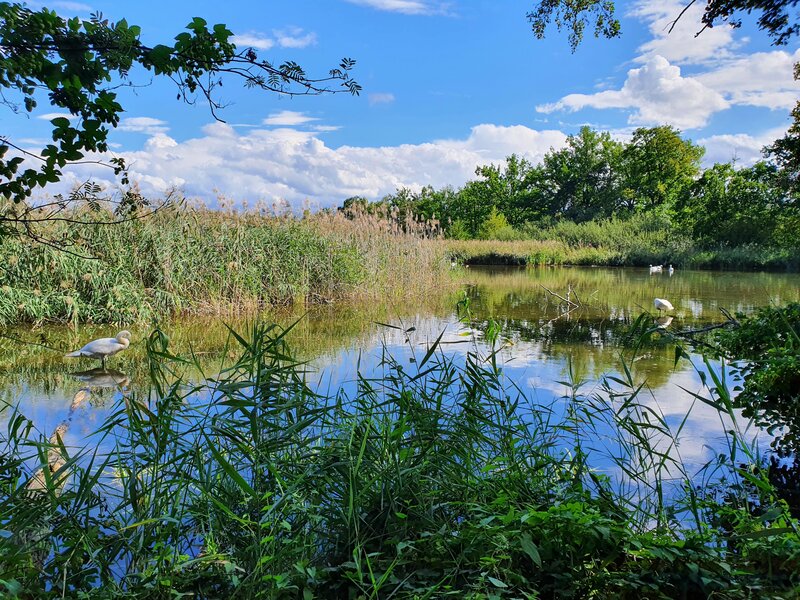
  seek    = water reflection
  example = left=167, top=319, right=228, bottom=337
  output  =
left=71, top=368, right=130, bottom=390
left=2, top=266, right=800, bottom=486
left=26, top=369, right=129, bottom=495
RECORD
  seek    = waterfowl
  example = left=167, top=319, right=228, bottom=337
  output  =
left=654, top=298, right=674, bottom=313
left=65, top=331, right=131, bottom=369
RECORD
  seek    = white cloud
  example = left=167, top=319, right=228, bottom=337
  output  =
left=232, top=33, right=274, bottom=50
left=537, top=55, right=729, bottom=130
left=368, top=92, right=396, bottom=106
left=262, top=110, right=319, bottom=126
left=273, top=27, right=317, bottom=49
left=36, top=112, right=76, bottom=121
left=344, top=0, right=449, bottom=15
left=698, top=126, right=788, bottom=166
left=233, top=27, right=317, bottom=51
left=46, top=123, right=568, bottom=207
left=697, top=49, right=800, bottom=110
left=312, top=125, right=342, bottom=132
left=630, top=0, right=737, bottom=65
left=118, top=117, right=170, bottom=135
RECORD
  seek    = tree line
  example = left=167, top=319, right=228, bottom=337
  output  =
left=340, top=125, right=800, bottom=249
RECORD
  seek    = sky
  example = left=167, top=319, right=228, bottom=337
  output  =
left=9, top=0, right=800, bottom=208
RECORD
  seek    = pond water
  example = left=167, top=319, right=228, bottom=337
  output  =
left=2, top=265, right=799, bottom=486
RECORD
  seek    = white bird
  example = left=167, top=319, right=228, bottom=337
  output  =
left=668, top=264, right=674, bottom=275
left=65, top=331, right=131, bottom=368
left=654, top=298, right=674, bottom=313
left=649, top=264, right=663, bottom=274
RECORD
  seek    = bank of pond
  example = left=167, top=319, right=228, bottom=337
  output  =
left=1, top=266, right=800, bottom=598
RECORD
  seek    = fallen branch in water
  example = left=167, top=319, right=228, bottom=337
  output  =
left=540, top=284, right=580, bottom=308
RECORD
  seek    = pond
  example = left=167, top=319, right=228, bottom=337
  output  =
left=2, top=265, right=799, bottom=485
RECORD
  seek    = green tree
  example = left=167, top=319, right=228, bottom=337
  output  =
left=764, top=63, right=800, bottom=195
left=675, top=161, right=787, bottom=246
left=0, top=3, right=359, bottom=204
left=619, top=126, right=704, bottom=213
left=539, top=126, right=623, bottom=222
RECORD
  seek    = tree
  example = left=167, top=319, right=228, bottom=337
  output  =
left=674, top=161, right=787, bottom=246
left=0, top=3, right=359, bottom=204
left=539, top=126, right=623, bottom=222
left=764, top=63, right=800, bottom=195
left=528, top=0, right=800, bottom=51
left=619, top=126, right=704, bottom=213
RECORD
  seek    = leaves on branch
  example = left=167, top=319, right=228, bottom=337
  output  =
left=0, top=2, right=360, bottom=203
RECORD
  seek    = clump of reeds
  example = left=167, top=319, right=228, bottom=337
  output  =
left=0, top=194, right=453, bottom=325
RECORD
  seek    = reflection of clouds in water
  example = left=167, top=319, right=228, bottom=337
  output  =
left=309, top=315, right=765, bottom=502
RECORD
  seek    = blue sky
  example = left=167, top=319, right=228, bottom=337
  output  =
left=10, top=0, right=800, bottom=207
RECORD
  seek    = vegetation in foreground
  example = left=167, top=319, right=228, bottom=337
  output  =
left=0, top=197, right=449, bottom=325
left=1, top=318, right=799, bottom=599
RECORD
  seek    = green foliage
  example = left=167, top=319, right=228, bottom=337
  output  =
left=620, top=126, right=704, bottom=213
left=1, top=323, right=799, bottom=597
left=716, top=302, right=800, bottom=455
left=0, top=3, right=359, bottom=203
left=478, top=207, right=520, bottom=240
left=764, top=63, right=800, bottom=195
left=676, top=162, right=797, bottom=247
left=527, top=0, right=620, bottom=51
left=527, top=0, right=800, bottom=50
left=540, top=126, right=623, bottom=222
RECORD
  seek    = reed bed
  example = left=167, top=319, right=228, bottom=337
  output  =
left=0, top=322, right=798, bottom=598
left=0, top=197, right=452, bottom=326
left=447, top=214, right=800, bottom=270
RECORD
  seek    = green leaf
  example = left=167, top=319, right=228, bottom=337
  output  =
left=520, top=533, right=542, bottom=567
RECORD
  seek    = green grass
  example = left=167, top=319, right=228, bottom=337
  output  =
left=0, top=322, right=798, bottom=598
left=0, top=200, right=451, bottom=325
left=447, top=214, right=800, bottom=271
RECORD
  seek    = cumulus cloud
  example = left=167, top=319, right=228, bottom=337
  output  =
left=630, top=0, right=737, bottom=65
left=47, top=123, right=568, bottom=208
left=344, top=0, right=449, bottom=15
left=233, top=27, right=317, bottom=51
left=698, top=126, right=789, bottom=166
left=368, top=92, right=396, bottom=106
left=118, top=117, right=170, bottom=135
left=273, top=27, right=318, bottom=48
left=262, top=110, right=319, bottom=126
left=697, top=49, right=800, bottom=110
left=537, top=55, right=729, bottom=130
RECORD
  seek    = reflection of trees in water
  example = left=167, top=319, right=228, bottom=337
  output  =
left=464, top=266, right=800, bottom=325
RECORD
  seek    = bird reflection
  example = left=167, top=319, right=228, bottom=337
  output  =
left=27, top=369, right=129, bottom=497
left=655, top=316, right=673, bottom=329
left=71, top=368, right=130, bottom=389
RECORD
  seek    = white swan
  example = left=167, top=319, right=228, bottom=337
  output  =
left=65, top=331, right=131, bottom=368
left=654, top=298, right=674, bottom=313
left=668, top=264, right=674, bottom=275
left=649, top=264, right=663, bottom=274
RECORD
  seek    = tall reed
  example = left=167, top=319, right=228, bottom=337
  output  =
left=0, top=197, right=452, bottom=326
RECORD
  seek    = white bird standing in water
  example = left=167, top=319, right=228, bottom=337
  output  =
left=668, top=264, right=675, bottom=275
left=65, top=331, right=131, bottom=369
left=654, top=298, right=674, bottom=313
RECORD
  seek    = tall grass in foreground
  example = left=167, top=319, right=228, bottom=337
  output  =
left=0, top=198, right=451, bottom=325
left=1, top=320, right=798, bottom=598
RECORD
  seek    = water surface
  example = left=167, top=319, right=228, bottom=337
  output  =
left=2, top=266, right=799, bottom=481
